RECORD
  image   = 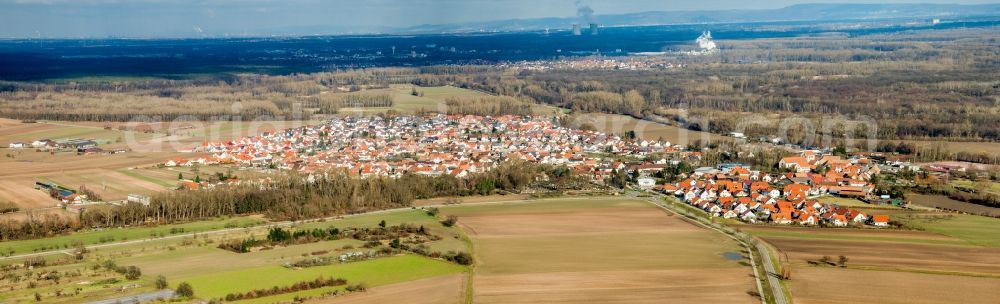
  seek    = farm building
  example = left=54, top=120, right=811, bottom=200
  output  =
left=31, top=139, right=55, bottom=148
left=127, top=194, right=152, bottom=205
left=56, top=139, right=98, bottom=149
left=35, top=181, right=78, bottom=201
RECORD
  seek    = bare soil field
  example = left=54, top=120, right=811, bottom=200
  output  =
left=0, top=151, right=181, bottom=208
left=0, top=206, right=67, bottom=221
left=442, top=197, right=756, bottom=304
left=790, top=267, right=1000, bottom=304
left=764, top=236, right=1000, bottom=275
left=744, top=213, right=1000, bottom=302
left=738, top=224, right=961, bottom=243
left=0, top=121, right=60, bottom=139
left=908, top=193, right=1000, bottom=217
left=475, top=269, right=753, bottom=304
left=314, top=274, right=465, bottom=304
left=0, top=179, right=59, bottom=208
left=0, top=118, right=310, bottom=209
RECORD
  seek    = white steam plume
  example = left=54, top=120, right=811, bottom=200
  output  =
left=696, top=31, right=716, bottom=51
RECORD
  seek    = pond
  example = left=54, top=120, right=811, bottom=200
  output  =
left=722, top=251, right=743, bottom=261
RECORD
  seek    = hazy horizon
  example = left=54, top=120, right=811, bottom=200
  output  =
left=1, top=0, right=999, bottom=38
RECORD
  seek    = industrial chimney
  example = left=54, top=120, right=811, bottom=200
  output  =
left=589, top=23, right=598, bottom=35
left=572, top=24, right=582, bottom=36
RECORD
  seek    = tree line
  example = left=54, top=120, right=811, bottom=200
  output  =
left=0, top=161, right=582, bottom=241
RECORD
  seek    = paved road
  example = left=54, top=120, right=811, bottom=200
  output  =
left=86, top=289, right=174, bottom=304
left=756, top=242, right=790, bottom=304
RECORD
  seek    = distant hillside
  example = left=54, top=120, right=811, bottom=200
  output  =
left=398, top=3, right=1000, bottom=33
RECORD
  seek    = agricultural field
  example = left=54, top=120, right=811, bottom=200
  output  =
left=814, top=195, right=894, bottom=209
left=334, top=85, right=561, bottom=116
left=441, top=197, right=756, bottom=304
left=0, top=150, right=185, bottom=209
left=892, top=212, right=1000, bottom=248
left=950, top=179, right=1000, bottom=196
left=0, top=118, right=310, bottom=210
left=326, top=85, right=469, bottom=115
left=571, top=113, right=728, bottom=146
left=789, top=267, right=1000, bottom=304
left=0, top=119, right=155, bottom=147
left=742, top=207, right=1000, bottom=304
left=0, top=215, right=267, bottom=256
left=313, top=274, right=465, bottom=304
left=907, top=193, right=1000, bottom=217
left=180, top=255, right=465, bottom=300
left=905, top=139, right=1000, bottom=157
left=0, top=207, right=473, bottom=303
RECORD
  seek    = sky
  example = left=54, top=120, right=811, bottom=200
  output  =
left=1, top=0, right=998, bottom=38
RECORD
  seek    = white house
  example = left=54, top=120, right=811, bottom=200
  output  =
left=800, top=215, right=816, bottom=225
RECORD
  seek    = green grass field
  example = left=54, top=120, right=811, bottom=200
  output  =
left=293, top=209, right=468, bottom=253
left=3, top=123, right=156, bottom=146
left=119, top=166, right=234, bottom=189
left=951, top=179, right=1000, bottom=195
left=816, top=196, right=874, bottom=207
left=331, top=85, right=478, bottom=115
left=0, top=206, right=472, bottom=303
left=181, top=254, right=466, bottom=300
left=117, top=168, right=179, bottom=188
left=114, top=209, right=467, bottom=277
left=815, top=195, right=903, bottom=210
left=0, top=216, right=266, bottom=256
left=894, top=213, right=1000, bottom=248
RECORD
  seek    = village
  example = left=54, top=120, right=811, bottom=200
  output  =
left=150, top=114, right=899, bottom=228
left=657, top=150, right=893, bottom=227
left=166, top=114, right=679, bottom=183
